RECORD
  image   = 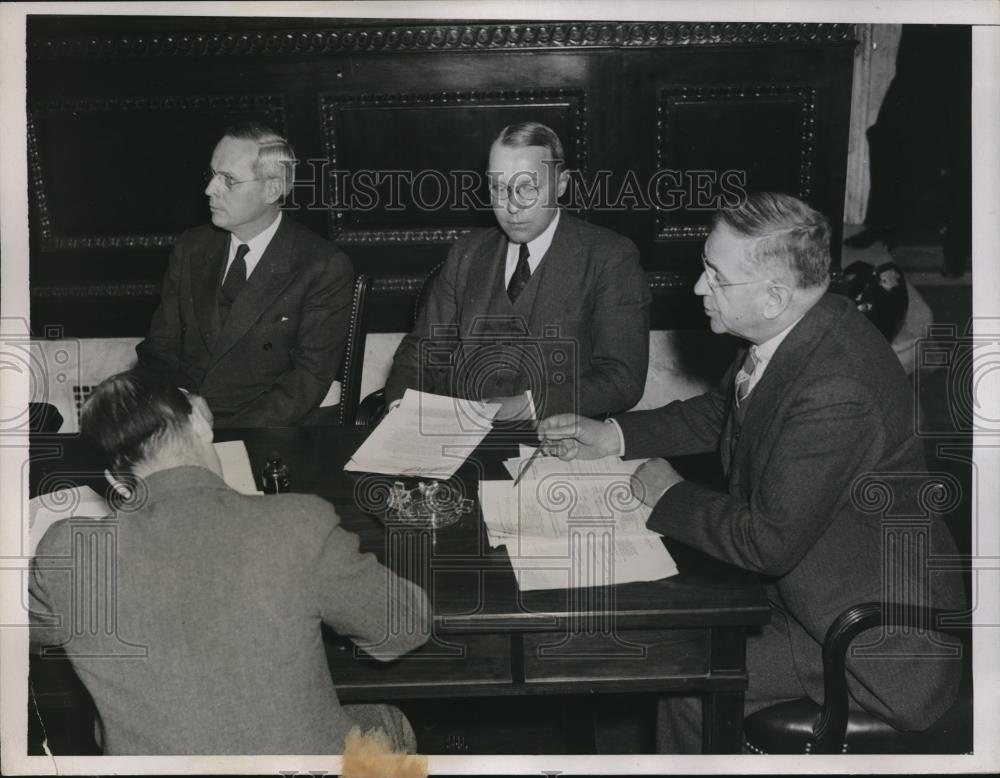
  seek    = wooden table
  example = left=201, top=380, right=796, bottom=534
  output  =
left=29, top=426, right=769, bottom=754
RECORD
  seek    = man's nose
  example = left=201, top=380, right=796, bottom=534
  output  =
left=693, top=271, right=711, bottom=296
left=205, top=176, right=221, bottom=197
left=505, top=196, right=522, bottom=215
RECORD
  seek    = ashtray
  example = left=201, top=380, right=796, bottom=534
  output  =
left=385, top=480, right=474, bottom=529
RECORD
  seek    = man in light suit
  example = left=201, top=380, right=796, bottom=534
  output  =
left=540, top=192, right=965, bottom=752
left=384, top=121, right=651, bottom=420
left=29, top=369, right=430, bottom=754
left=137, top=123, right=354, bottom=427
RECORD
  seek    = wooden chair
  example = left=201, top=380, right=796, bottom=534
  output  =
left=743, top=603, right=972, bottom=754
left=356, top=261, right=446, bottom=426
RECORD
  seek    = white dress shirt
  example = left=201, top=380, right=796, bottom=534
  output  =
left=222, top=211, right=283, bottom=281
left=503, top=210, right=561, bottom=287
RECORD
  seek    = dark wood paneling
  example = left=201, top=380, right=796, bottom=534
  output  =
left=26, top=16, right=856, bottom=337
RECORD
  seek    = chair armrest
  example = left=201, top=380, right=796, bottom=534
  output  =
left=812, top=602, right=968, bottom=753
left=356, top=389, right=387, bottom=427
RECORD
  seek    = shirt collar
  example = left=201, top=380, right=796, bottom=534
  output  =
left=753, top=313, right=806, bottom=365
left=229, top=211, right=282, bottom=275
left=526, top=208, right=560, bottom=265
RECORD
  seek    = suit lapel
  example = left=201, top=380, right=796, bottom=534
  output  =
left=209, top=218, right=296, bottom=366
left=192, top=230, right=229, bottom=350
left=729, top=295, right=842, bottom=471
left=466, top=229, right=509, bottom=322
left=526, top=212, right=580, bottom=332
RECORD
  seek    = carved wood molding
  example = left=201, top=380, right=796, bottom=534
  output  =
left=31, top=282, right=160, bottom=298
left=370, top=276, right=426, bottom=295
left=646, top=270, right=697, bottom=291
left=655, top=84, right=817, bottom=241
left=28, top=94, right=285, bottom=251
left=29, top=22, right=855, bottom=60
left=320, top=88, right=588, bottom=244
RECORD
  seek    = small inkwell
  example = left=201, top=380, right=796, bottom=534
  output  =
left=261, top=452, right=291, bottom=494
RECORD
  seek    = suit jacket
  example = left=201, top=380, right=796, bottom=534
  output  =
left=29, top=466, right=430, bottom=755
left=615, top=294, right=966, bottom=730
left=136, top=217, right=354, bottom=427
left=385, top=212, right=651, bottom=418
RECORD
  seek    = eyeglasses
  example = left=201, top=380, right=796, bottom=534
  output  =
left=701, top=253, right=772, bottom=291
left=204, top=168, right=268, bottom=191
left=490, top=179, right=541, bottom=207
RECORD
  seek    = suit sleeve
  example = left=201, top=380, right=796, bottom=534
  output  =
left=647, top=374, right=886, bottom=577
left=575, top=239, right=652, bottom=417
left=225, top=251, right=354, bottom=427
left=614, top=362, right=736, bottom=458
left=384, top=244, right=462, bottom=404
left=312, top=513, right=431, bottom=661
left=28, top=521, right=73, bottom=650
left=135, top=241, right=197, bottom=390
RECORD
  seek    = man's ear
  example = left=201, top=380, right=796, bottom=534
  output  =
left=556, top=167, right=569, bottom=199
left=189, top=401, right=214, bottom=444
left=263, top=177, right=285, bottom=205
left=762, top=283, right=792, bottom=320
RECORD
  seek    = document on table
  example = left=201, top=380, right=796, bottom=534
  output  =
left=479, top=476, right=677, bottom=590
left=213, top=440, right=261, bottom=495
left=28, top=485, right=111, bottom=557
left=508, top=535, right=678, bottom=592
left=345, top=389, right=501, bottom=479
left=502, top=444, right=647, bottom=480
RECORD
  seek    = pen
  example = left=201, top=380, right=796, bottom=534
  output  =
left=512, top=444, right=544, bottom=487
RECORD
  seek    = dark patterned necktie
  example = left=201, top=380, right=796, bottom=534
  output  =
left=506, top=242, right=531, bottom=303
left=220, top=243, right=250, bottom=320
left=734, top=346, right=761, bottom=407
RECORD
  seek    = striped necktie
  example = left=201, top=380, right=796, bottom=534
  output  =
left=506, top=242, right=531, bottom=303
left=734, top=346, right=761, bottom=408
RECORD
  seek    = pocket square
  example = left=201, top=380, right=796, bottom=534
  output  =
left=279, top=316, right=289, bottom=322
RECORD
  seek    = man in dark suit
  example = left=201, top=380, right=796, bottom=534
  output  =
left=136, top=123, right=354, bottom=427
left=384, top=121, right=651, bottom=420
left=29, top=369, right=430, bottom=754
left=539, top=192, right=965, bottom=751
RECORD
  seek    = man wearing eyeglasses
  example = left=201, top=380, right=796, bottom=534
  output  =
left=136, top=122, right=353, bottom=427
left=384, top=121, right=651, bottom=420
left=539, top=192, right=964, bottom=751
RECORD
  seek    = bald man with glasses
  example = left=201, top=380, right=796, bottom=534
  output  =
left=137, top=123, right=353, bottom=427
left=539, top=192, right=965, bottom=752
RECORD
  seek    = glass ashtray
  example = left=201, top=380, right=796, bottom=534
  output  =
left=385, top=480, right=474, bottom=529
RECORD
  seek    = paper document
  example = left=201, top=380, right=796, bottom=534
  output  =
left=479, top=475, right=677, bottom=590
left=345, top=389, right=501, bottom=479
left=503, top=445, right=647, bottom=480
left=508, top=535, right=678, bottom=591
left=213, top=440, right=262, bottom=495
left=28, top=485, right=111, bottom=556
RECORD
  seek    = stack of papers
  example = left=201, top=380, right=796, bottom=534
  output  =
left=345, top=390, right=501, bottom=479
left=480, top=459, right=678, bottom=591
left=502, top=445, right=647, bottom=480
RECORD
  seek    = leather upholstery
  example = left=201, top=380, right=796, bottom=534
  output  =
left=744, top=674, right=972, bottom=754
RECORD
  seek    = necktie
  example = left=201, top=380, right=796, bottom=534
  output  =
left=506, top=242, right=531, bottom=303
left=734, top=346, right=761, bottom=408
left=220, top=243, right=250, bottom=320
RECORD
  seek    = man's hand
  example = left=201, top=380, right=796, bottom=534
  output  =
left=630, top=458, right=684, bottom=507
left=536, top=414, right=620, bottom=460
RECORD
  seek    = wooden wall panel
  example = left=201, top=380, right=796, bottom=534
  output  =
left=25, top=17, right=856, bottom=336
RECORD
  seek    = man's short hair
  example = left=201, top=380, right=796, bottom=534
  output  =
left=80, top=370, right=193, bottom=474
left=493, top=121, right=565, bottom=169
left=714, top=192, right=832, bottom=288
left=222, top=122, right=296, bottom=196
